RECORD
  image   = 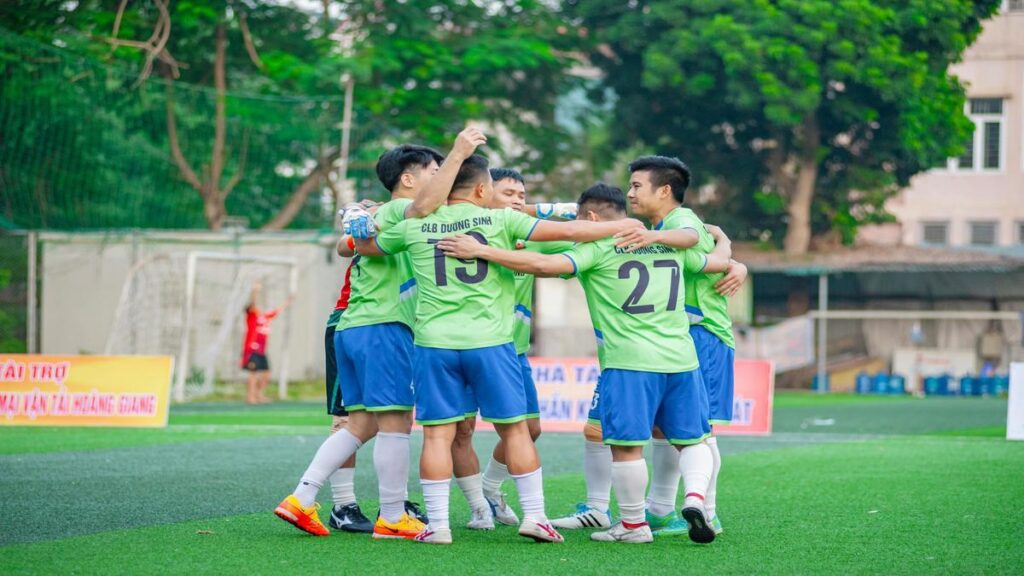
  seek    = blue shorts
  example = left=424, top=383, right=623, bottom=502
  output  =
left=599, top=368, right=710, bottom=446
left=691, top=325, right=735, bottom=425
left=518, top=354, right=540, bottom=419
left=414, top=343, right=526, bottom=425
left=335, top=322, right=414, bottom=412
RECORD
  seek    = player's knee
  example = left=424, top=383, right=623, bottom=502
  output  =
left=346, top=411, right=378, bottom=442
left=376, top=410, right=412, bottom=434
left=584, top=423, right=603, bottom=444
left=527, top=418, right=542, bottom=441
left=330, top=415, right=349, bottom=434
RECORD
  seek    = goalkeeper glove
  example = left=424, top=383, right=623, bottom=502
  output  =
left=340, top=203, right=377, bottom=239
left=535, top=202, right=578, bottom=220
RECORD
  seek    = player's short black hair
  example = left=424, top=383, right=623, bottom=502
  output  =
left=628, top=155, right=691, bottom=204
left=375, top=144, right=445, bottom=192
left=489, top=167, right=524, bottom=185
left=451, top=154, right=491, bottom=192
left=577, top=182, right=626, bottom=219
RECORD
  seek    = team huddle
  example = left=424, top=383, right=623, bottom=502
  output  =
left=273, top=128, right=748, bottom=545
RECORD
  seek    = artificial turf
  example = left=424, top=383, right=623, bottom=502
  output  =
left=1, top=393, right=1022, bottom=575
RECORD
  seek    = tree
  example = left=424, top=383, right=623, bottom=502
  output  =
left=569, top=0, right=1001, bottom=253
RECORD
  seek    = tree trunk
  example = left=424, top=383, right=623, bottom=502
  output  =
left=261, top=148, right=340, bottom=231
left=204, top=22, right=228, bottom=231
left=783, top=113, right=820, bottom=255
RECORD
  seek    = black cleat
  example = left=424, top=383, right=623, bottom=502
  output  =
left=680, top=506, right=716, bottom=544
left=405, top=500, right=428, bottom=524
left=329, top=503, right=373, bottom=533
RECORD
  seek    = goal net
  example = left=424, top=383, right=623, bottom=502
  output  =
left=105, top=252, right=297, bottom=402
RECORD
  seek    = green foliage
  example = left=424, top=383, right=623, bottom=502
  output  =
left=568, top=0, right=1001, bottom=244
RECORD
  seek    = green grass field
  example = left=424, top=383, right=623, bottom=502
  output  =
left=1, top=392, right=1022, bottom=575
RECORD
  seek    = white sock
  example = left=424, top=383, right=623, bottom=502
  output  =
left=294, top=428, right=363, bottom=506
left=706, top=436, right=721, bottom=518
left=455, top=473, right=490, bottom=513
left=375, top=432, right=410, bottom=523
left=611, top=459, right=648, bottom=525
left=329, top=467, right=356, bottom=507
left=421, top=478, right=451, bottom=531
left=481, top=457, right=509, bottom=499
left=511, top=468, right=547, bottom=522
left=646, top=439, right=681, bottom=517
left=679, top=442, right=713, bottom=508
left=584, top=441, right=612, bottom=512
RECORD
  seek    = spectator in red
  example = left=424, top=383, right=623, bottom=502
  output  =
left=242, top=282, right=293, bottom=404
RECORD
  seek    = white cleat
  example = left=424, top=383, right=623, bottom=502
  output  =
left=591, top=522, right=654, bottom=543
left=518, top=517, right=564, bottom=543
left=485, top=493, right=519, bottom=526
left=467, top=507, right=495, bottom=530
left=550, top=504, right=612, bottom=530
left=412, top=525, right=453, bottom=545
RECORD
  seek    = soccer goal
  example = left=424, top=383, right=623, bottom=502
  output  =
left=105, top=251, right=298, bottom=402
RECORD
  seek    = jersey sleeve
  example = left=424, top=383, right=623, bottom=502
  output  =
left=668, top=209, right=703, bottom=232
left=376, top=198, right=412, bottom=229
left=502, top=208, right=542, bottom=245
left=530, top=240, right=575, bottom=255
left=374, top=219, right=410, bottom=255
left=682, top=249, right=708, bottom=274
left=560, top=241, right=601, bottom=278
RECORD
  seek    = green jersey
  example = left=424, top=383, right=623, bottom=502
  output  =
left=563, top=237, right=707, bottom=373
left=336, top=199, right=417, bottom=332
left=512, top=241, right=574, bottom=355
left=375, top=202, right=540, bottom=350
left=658, top=207, right=735, bottom=348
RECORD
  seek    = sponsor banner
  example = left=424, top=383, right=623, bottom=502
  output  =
left=734, top=315, right=813, bottom=373
left=0, top=354, right=173, bottom=428
left=472, top=357, right=773, bottom=436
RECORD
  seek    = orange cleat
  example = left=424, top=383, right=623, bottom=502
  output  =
left=275, top=495, right=330, bottom=536
left=372, top=513, right=427, bottom=540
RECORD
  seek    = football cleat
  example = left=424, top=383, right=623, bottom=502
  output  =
left=710, top=514, right=724, bottom=535
left=413, top=525, right=453, bottom=545
left=645, top=510, right=678, bottom=531
left=372, top=512, right=427, bottom=540
left=591, top=522, right=654, bottom=544
left=329, top=503, right=373, bottom=533
left=680, top=500, right=716, bottom=544
left=467, top=507, right=495, bottom=530
left=518, top=517, right=564, bottom=543
left=652, top=517, right=689, bottom=537
left=550, top=504, right=611, bottom=529
left=485, top=493, right=519, bottom=526
left=405, top=500, right=429, bottom=524
left=274, top=495, right=330, bottom=536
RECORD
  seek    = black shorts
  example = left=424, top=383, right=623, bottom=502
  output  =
left=244, top=353, right=269, bottom=372
left=325, top=310, right=348, bottom=417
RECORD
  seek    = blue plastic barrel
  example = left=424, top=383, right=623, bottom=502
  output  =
left=979, top=376, right=995, bottom=396
left=924, top=376, right=940, bottom=396
left=938, top=374, right=952, bottom=395
left=855, top=371, right=872, bottom=394
left=872, top=372, right=890, bottom=394
left=995, top=375, right=1010, bottom=395
left=889, top=374, right=906, bottom=395
left=960, top=376, right=975, bottom=397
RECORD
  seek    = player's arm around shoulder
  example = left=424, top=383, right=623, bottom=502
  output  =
left=528, top=217, right=644, bottom=244
left=352, top=219, right=410, bottom=258
left=436, top=234, right=574, bottom=277
left=700, top=224, right=733, bottom=273
left=614, top=226, right=699, bottom=252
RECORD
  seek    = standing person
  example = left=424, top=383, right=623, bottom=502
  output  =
left=355, top=154, right=643, bottom=544
left=241, top=282, right=292, bottom=405
left=274, top=128, right=484, bottom=539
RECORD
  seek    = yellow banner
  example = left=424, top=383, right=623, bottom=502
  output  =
left=0, top=354, right=173, bottom=428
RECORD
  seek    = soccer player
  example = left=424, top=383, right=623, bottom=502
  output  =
left=241, top=282, right=292, bottom=405
left=354, top=154, right=644, bottom=544
left=274, top=128, right=485, bottom=539
left=614, top=156, right=749, bottom=537
left=438, top=175, right=732, bottom=545
left=450, top=168, right=575, bottom=529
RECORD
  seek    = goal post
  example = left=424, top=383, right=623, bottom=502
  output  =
left=105, top=251, right=297, bottom=403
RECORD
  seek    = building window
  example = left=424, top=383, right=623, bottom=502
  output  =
left=948, top=98, right=1004, bottom=172
left=1017, top=222, right=1024, bottom=245
left=1009, top=1, right=1024, bottom=13
left=922, top=221, right=949, bottom=245
left=969, top=221, right=998, bottom=246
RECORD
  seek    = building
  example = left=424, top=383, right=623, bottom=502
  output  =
left=882, top=3, right=1024, bottom=247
